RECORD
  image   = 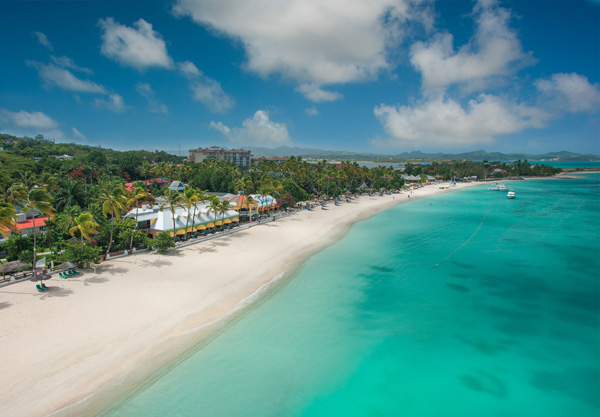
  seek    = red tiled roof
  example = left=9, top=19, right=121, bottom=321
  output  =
left=0, top=216, right=49, bottom=232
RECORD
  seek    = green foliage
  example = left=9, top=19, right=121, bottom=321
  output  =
left=53, top=241, right=102, bottom=267
left=151, top=231, right=175, bottom=254
left=3, top=235, right=33, bottom=261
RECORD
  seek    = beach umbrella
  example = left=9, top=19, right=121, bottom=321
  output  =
left=30, top=273, right=52, bottom=282
left=0, top=261, right=30, bottom=278
left=59, top=261, right=77, bottom=269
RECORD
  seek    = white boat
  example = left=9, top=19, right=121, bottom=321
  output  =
left=488, top=183, right=508, bottom=191
left=507, top=190, right=516, bottom=199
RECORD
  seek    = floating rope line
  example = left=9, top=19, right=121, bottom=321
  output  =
left=436, top=203, right=492, bottom=266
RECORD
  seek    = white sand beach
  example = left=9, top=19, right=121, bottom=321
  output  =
left=0, top=182, right=482, bottom=417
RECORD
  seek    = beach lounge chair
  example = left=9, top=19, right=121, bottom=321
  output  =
left=36, top=284, right=44, bottom=292
left=59, top=272, right=68, bottom=278
left=69, top=269, right=79, bottom=276
left=42, top=283, right=49, bottom=290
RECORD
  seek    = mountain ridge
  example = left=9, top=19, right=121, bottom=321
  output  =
left=247, top=146, right=600, bottom=162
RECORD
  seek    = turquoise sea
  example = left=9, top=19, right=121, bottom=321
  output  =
left=98, top=174, right=599, bottom=417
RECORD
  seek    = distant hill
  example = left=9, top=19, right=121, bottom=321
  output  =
left=247, top=146, right=600, bottom=162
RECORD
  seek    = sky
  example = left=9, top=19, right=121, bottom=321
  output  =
left=0, top=0, right=599, bottom=156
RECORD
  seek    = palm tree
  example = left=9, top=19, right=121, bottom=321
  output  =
left=96, top=181, right=126, bottom=256
left=245, top=194, right=256, bottom=222
left=207, top=197, right=221, bottom=231
left=67, top=211, right=99, bottom=254
left=219, top=200, right=231, bottom=228
left=0, top=200, right=18, bottom=233
left=126, top=186, right=152, bottom=250
left=161, top=189, right=184, bottom=242
left=53, top=179, right=86, bottom=211
left=181, top=187, right=201, bottom=240
left=56, top=205, right=82, bottom=235
left=21, top=187, right=54, bottom=277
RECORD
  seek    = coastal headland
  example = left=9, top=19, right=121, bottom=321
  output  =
left=0, top=180, right=525, bottom=416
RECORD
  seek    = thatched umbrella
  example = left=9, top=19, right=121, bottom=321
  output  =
left=0, top=261, right=30, bottom=279
left=30, top=273, right=52, bottom=282
left=59, top=261, right=77, bottom=270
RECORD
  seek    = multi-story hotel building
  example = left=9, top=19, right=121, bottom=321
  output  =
left=188, top=146, right=252, bottom=167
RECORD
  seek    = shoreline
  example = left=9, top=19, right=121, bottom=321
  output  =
left=0, top=179, right=563, bottom=417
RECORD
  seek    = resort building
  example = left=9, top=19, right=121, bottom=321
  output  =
left=251, top=156, right=289, bottom=165
left=225, top=193, right=278, bottom=222
left=0, top=213, right=50, bottom=240
left=188, top=146, right=252, bottom=167
left=123, top=202, right=240, bottom=239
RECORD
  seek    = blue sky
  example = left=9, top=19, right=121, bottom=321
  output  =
left=1, top=0, right=598, bottom=155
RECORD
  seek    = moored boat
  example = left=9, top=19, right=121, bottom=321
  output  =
left=488, top=183, right=508, bottom=191
left=507, top=190, right=516, bottom=199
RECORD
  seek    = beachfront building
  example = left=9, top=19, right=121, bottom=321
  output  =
left=123, top=202, right=240, bottom=239
left=0, top=213, right=50, bottom=240
left=225, top=193, right=279, bottom=222
left=189, top=146, right=252, bottom=167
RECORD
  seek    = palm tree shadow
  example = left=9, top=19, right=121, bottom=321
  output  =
left=196, top=246, right=218, bottom=254
left=210, top=240, right=230, bottom=247
left=84, top=276, right=110, bottom=285
left=100, top=266, right=130, bottom=276
left=139, top=259, right=172, bottom=268
left=39, top=287, right=74, bottom=298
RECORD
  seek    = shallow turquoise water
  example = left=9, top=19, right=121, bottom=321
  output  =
left=100, top=174, right=599, bottom=417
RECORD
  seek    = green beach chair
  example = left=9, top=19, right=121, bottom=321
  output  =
left=42, top=283, right=49, bottom=290
left=36, top=284, right=44, bottom=292
left=59, top=272, right=68, bottom=278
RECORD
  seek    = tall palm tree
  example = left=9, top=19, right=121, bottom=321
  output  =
left=161, top=189, right=184, bottom=242
left=96, top=181, right=126, bottom=256
left=219, top=200, right=231, bottom=228
left=126, top=186, right=152, bottom=250
left=21, top=187, right=54, bottom=277
left=207, top=197, right=221, bottom=231
left=245, top=195, right=256, bottom=221
left=67, top=211, right=99, bottom=254
left=181, top=187, right=201, bottom=240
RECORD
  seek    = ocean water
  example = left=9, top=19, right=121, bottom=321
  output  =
left=98, top=174, right=599, bottom=417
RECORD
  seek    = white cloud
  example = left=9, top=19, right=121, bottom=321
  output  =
left=305, top=106, right=319, bottom=116
left=27, top=60, right=107, bottom=94
left=33, top=31, right=53, bottom=50
left=373, top=94, right=548, bottom=148
left=535, top=73, right=600, bottom=113
left=0, top=108, right=65, bottom=139
left=72, top=127, right=88, bottom=141
left=177, top=61, right=234, bottom=113
left=295, top=84, right=342, bottom=103
left=178, top=60, right=201, bottom=78
left=136, top=82, right=168, bottom=114
left=210, top=110, right=291, bottom=146
left=98, top=18, right=174, bottom=71
left=410, top=0, right=533, bottom=92
left=50, top=56, right=93, bottom=75
left=93, top=94, right=127, bottom=113
left=173, top=0, right=429, bottom=101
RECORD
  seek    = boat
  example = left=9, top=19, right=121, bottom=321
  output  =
left=488, top=183, right=508, bottom=191
left=507, top=190, right=516, bottom=199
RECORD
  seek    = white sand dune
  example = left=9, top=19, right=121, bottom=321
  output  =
left=0, top=182, right=481, bottom=417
